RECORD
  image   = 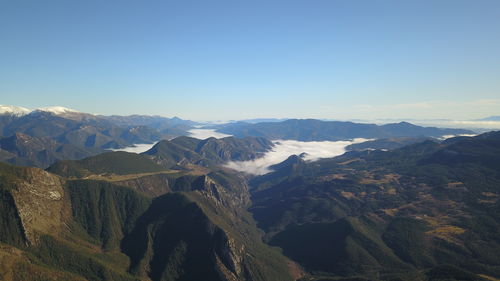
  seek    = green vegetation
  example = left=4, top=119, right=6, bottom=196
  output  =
left=0, top=190, right=27, bottom=247
left=28, top=235, right=138, bottom=281
left=67, top=180, right=151, bottom=250
left=382, top=218, right=433, bottom=267
left=270, top=218, right=413, bottom=278
left=426, top=264, right=487, bottom=281
left=122, top=193, right=224, bottom=280
left=48, top=151, right=166, bottom=177
left=249, top=132, right=500, bottom=280
left=1, top=131, right=500, bottom=281
left=0, top=160, right=294, bottom=281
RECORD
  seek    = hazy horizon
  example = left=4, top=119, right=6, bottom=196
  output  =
left=2, top=103, right=500, bottom=130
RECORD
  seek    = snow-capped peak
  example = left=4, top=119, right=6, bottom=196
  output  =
left=0, top=105, right=31, bottom=116
left=35, top=106, right=79, bottom=115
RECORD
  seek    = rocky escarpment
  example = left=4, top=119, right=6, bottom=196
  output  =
left=190, top=173, right=251, bottom=211
left=113, top=173, right=173, bottom=197
left=2, top=166, right=67, bottom=245
left=122, top=193, right=248, bottom=281
left=117, top=169, right=292, bottom=281
left=0, top=161, right=293, bottom=281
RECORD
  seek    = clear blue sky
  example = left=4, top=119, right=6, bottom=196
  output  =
left=1, top=0, right=499, bottom=121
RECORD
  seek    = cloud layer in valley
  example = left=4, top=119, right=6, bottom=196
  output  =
left=110, top=142, right=158, bottom=153
left=188, top=128, right=232, bottom=139
left=225, top=138, right=369, bottom=175
left=439, top=134, right=477, bottom=140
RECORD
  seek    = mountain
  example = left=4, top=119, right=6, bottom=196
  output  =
left=47, top=151, right=166, bottom=178
left=1, top=104, right=498, bottom=280
left=236, top=118, right=289, bottom=124
left=2, top=110, right=163, bottom=147
left=0, top=133, right=101, bottom=168
left=248, top=132, right=500, bottom=280
left=101, top=115, right=196, bottom=137
left=346, top=136, right=433, bottom=151
left=0, top=154, right=294, bottom=281
left=0, top=105, right=31, bottom=116
left=142, top=136, right=274, bottom=168
left=34, top=106, right=81, bottom=115
left=379, top=121, right=469, bottom=137
left=1, top=117, right=499, bottom=280
left=476, top=116, right=500, bottom=121
left=216, top=119, right=474, bottom=141
left=0, top=105, right=198, bottom=168
left=0, top=105, right=195, bottom=145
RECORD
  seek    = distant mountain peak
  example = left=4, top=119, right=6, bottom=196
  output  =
left=34, top=106, right=80, bottom=115
left=269, top=154, right=306, bottom=171
left=0, top=105, right=86, bottom=117
left=477, top=116, right=500, bottom=121
left=0, top=105, right=31, bottom=116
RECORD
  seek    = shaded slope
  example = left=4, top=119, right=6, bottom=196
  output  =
left=249, top=132, right=500, bottom=280
left=143, top=136, right=273, bottom=168
left=0, top=159, right=294, bottom=281
left=270, top=217, right=412, bottom=277
left=0, top=163, right=141, bottom=281
left=0, top=132, right=101, bottom=168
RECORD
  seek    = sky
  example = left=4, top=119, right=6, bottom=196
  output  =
left=1, top=0, right=499, bottom=121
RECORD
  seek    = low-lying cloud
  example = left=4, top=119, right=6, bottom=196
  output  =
left=447, top=120, right=500, bottom=129
left=110, top=142, right=158, bottom=153
left=439, top=133, right=477, bottom=140
left=188, top=128, right=232, bottom=139
left=225, top=138, right=369, bottom=175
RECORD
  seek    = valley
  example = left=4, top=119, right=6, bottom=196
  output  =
left=3, top=1, right=500, bottom=280
left=0, top=108, right=499, bottom=280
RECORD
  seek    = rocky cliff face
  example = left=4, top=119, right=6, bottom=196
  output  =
left=190, top=173, right=251, bottom=211
left=113, top=173, right=173, bottom=197
left=6, top=167, right=67, bottom=245
left=0, top=161, right=293, bottom=281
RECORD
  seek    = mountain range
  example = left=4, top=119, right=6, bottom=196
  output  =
left=0, top=105, right=499, bottom=281
left=477, top=116, right=500, bottom=121
left=0, top=148, right=294, bottom=281
left=249, top=132, right=500, bottom=280
left=0, top=106, right=195, bottom=168
left=0, top=105, right=477, bottom=169
left=0, top=129, right=499, bottom=280
left=215, top=119, right=473, bottom=141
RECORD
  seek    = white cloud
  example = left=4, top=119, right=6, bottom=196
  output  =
left=439, top=134, right=477, bottom=140
left=188, top=129, right=232, bottom=139
left=448, top=120, right=500, bottom=129
left=110, top=142, right=158, bottom=153
left=224, top=138, right=370, bottom=175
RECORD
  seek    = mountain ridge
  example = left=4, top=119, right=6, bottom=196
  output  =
left=248, top=131, right=500, bottom=280
left=0, top=158, right=294, bottom=281
left=216, top=119, right=475, bottom=141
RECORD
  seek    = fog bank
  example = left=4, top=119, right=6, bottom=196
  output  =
left=188, top=128, right=232, bottom=139
left=110, top=142, right=157, bottom=153
left=225, top=138, right=369, bottom=175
